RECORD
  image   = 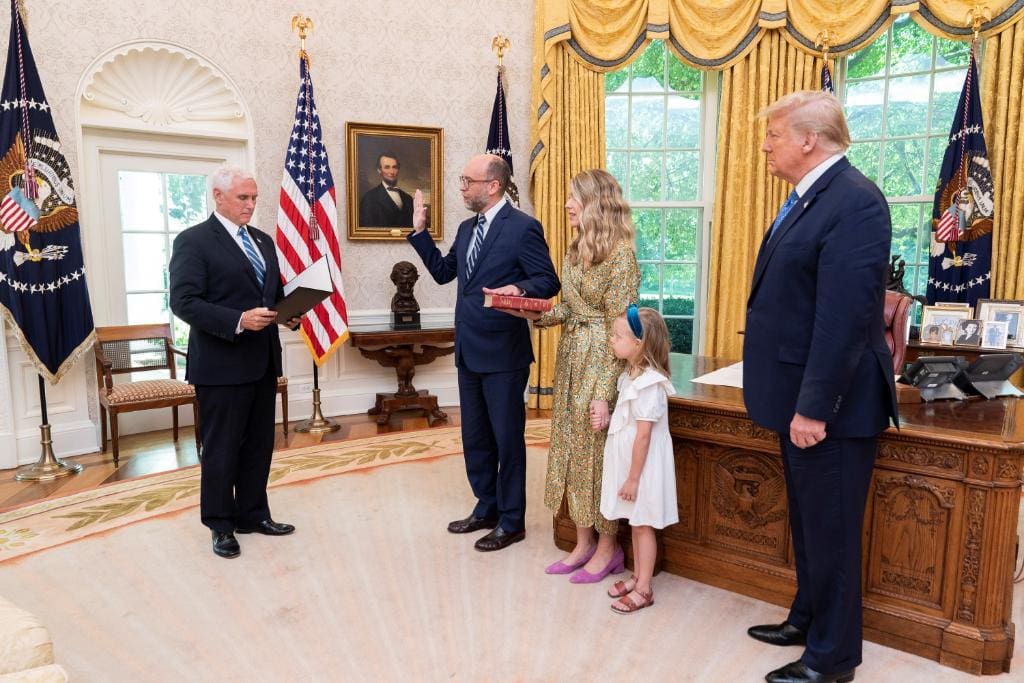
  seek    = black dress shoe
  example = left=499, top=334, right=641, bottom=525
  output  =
left=447, top=514, right=498, bottom=534
left=212, top=531, right=240, bottom=558
left=474, top=526, right=525, bottom=552
left=235, top=519, right=295, bottom=536
left=766, top=660, right=854, bottom=683
left=747, top=621, right=807, bottom=646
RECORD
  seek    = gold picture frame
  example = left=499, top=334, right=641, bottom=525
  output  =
left=346, top=122, right=443, bottom=240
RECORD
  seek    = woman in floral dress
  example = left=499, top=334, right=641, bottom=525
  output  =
left=531, top=169, right=640, bottom=581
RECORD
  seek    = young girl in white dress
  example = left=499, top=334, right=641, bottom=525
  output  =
left=598, top=304, right=678, bottom=613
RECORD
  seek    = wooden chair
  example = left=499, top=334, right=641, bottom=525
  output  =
left=94, top=323, right=199, bottom=465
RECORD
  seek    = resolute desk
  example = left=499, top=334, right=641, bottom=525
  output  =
left=554, top=355, right=1022, bottom=675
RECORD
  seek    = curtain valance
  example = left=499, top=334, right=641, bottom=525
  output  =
left=537, top=0, right=1024, bottom=73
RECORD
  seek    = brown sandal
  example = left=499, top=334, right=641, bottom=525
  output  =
left=607, top=574, right=638, bottom=598
left=611, top=588, right=654, bottom=614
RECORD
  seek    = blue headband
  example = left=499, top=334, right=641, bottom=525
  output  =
left=626, top=304, right=643, bottom=339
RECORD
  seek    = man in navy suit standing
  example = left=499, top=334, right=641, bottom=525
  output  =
left=742, top=92, right=898, bottom=683
left=170, top=167, right=299, bottom=559
left=407, top=154, right=559, bottom=551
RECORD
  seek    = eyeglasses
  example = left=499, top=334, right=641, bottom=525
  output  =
left=458, top=175, right=495, bottom=189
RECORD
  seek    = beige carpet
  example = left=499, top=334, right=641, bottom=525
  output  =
left=0, top=425, right=1019, bottom=681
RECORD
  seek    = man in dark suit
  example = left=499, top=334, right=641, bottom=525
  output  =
left=359, top=153, right=414, bottom=227
left=742, top=92, right=898, bottom=683
left=169, top=167, right=298, bottom=559
left=407, top=154, right=559, bottom=551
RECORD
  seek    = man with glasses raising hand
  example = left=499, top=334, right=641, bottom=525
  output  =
left=407, top=154, right=560, bottom=552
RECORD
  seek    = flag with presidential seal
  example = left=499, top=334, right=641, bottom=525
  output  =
left=0, top=0, right=95, bottom=383
left=926, top=48, right=994, bottom=306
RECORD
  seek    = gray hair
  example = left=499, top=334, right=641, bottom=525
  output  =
left=209, top=166, right=255, bottom=193
left=759, top=90, right=851, bottom=154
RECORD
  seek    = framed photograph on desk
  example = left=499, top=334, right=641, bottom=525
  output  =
left=920, top=305, right=971, bottom=346
left=976, top=299, right=1024, bottom=347
left=982, top=320, right=1009, bottom=349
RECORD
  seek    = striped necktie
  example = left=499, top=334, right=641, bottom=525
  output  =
left=237, top=226, right=265, bottom=288
left=768, top=190, right=800, bottom=240
left=466, top=214, right=486, bottom=277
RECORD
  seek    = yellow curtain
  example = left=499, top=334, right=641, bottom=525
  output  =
left=530, top=0, right=1024, bottom=374
left=982, top=21, right=1024, bottom=299
left=527, top=44, right=605, bottom=409
left=704, top=35, right=827, bottom=360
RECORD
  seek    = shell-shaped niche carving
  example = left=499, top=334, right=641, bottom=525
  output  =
left=81, top=44, right=244, bottom=128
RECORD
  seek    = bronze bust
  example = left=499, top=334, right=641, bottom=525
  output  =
left=390, top=261, right=420, bottom=314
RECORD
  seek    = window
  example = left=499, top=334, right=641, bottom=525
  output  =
left=604, top=41, right=715, bottom=354
left=117, top=170, right=208, bottom=369
left=842, top=15, right=972, bottom=304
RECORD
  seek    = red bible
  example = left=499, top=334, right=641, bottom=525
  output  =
left=483, top=294, right=553, bottom=312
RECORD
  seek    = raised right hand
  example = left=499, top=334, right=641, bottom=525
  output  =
left=241, top=307, right=278, bottom=331
left=412, top=189, right=427, bottom=233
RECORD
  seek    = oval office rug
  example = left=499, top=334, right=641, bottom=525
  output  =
left=0, top=420, right=1018, bottom=682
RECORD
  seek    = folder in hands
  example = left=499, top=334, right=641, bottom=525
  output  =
left=273, top=256, right=332, bottom=323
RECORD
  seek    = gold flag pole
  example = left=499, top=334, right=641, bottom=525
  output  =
left=815, top=30, right=834, bottom=82
left=287, top=14, right=339, bottom=435
left=15, top=376, right=83, bottom=481
left=492, top=34, right=510, bottom=72
left=967, top=5, right=990, bottom=48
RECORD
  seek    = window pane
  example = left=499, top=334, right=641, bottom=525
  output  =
left=630, top=41, right=666, bottom=92
left=632, top=209, right=662, bottom=261
left=846, top=33, right=888, bottom=80
left=885, top=74, right=930, bottom=137
left=666, top=93, right=700, bottom=148
left=123, top=233, right=167, bottom=291
left=882, top=138, right=925, bottom=196
left=664, top=208, right=699, bottom=261
left=639, top=263, right=661, bottom=299
left=889, top=16, right=933, bottom=75
left=668, top=59, right=701, bottom=93
left=127, top=292, right=170, bottom=325
left=848, top=141, right=881, bottom=184
left=606, top=96, right=629, bottom=149
left=630, top=96, right=665, bottom=148
left=890, top=203, right=921, bottom=260
left=937, top=41, right=971, bottom=68
left=166, top=174, right=208, bottom=231
left=665, top=151, right=699, bottom=201
left=930, top=69, right=967, bottom=134
left=666, top=317, right=693, bottom=354
left=844, top=80, right=884, bottom=139
left=916, top=204, right=934, bottom=262
left=606, top=151, right=628, bottom=187
left=605, top=70, right=629, bottom=93
left=629, top=152, right=662, bottom=202
left=118, top=171, right=164, bottom=231
left=663, top=263, right=696, bottom=301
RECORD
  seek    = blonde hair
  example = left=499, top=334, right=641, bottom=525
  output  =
left=567, top=169, right=635, bottom=270
left=758, top=90, right=851, bottom=154
left=620, top=306, right=671, bottom=379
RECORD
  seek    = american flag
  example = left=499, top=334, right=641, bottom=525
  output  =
left=934, top=203, right=961, bottom=242
left=274, top=52, right=348, bottom=365
left=821, top=60, right=834, bottom=93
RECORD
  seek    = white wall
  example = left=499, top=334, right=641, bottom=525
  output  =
left=0, top=1, right=535, bottom=467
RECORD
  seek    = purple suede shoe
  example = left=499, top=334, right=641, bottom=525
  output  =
left=544, top=543, right=598, bottom=575
left=569, top=546, right=625, bottom=584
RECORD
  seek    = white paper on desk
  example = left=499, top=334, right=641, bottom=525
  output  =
left=691, top=361, right=744, bottom=388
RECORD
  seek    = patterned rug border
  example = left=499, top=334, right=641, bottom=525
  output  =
left=0, top=419, right=551, bottom=562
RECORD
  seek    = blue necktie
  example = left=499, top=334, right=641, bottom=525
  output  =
left=237, top=226, right=265, bottom=288
left=466, top=214, right=486, bottom=277
left=768, top=190, right=800, bottom=240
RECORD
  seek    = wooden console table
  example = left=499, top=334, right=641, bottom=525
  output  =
left=553, top=355, right=1023, bottom=675
left=348, top=322, right=454, bottom=425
